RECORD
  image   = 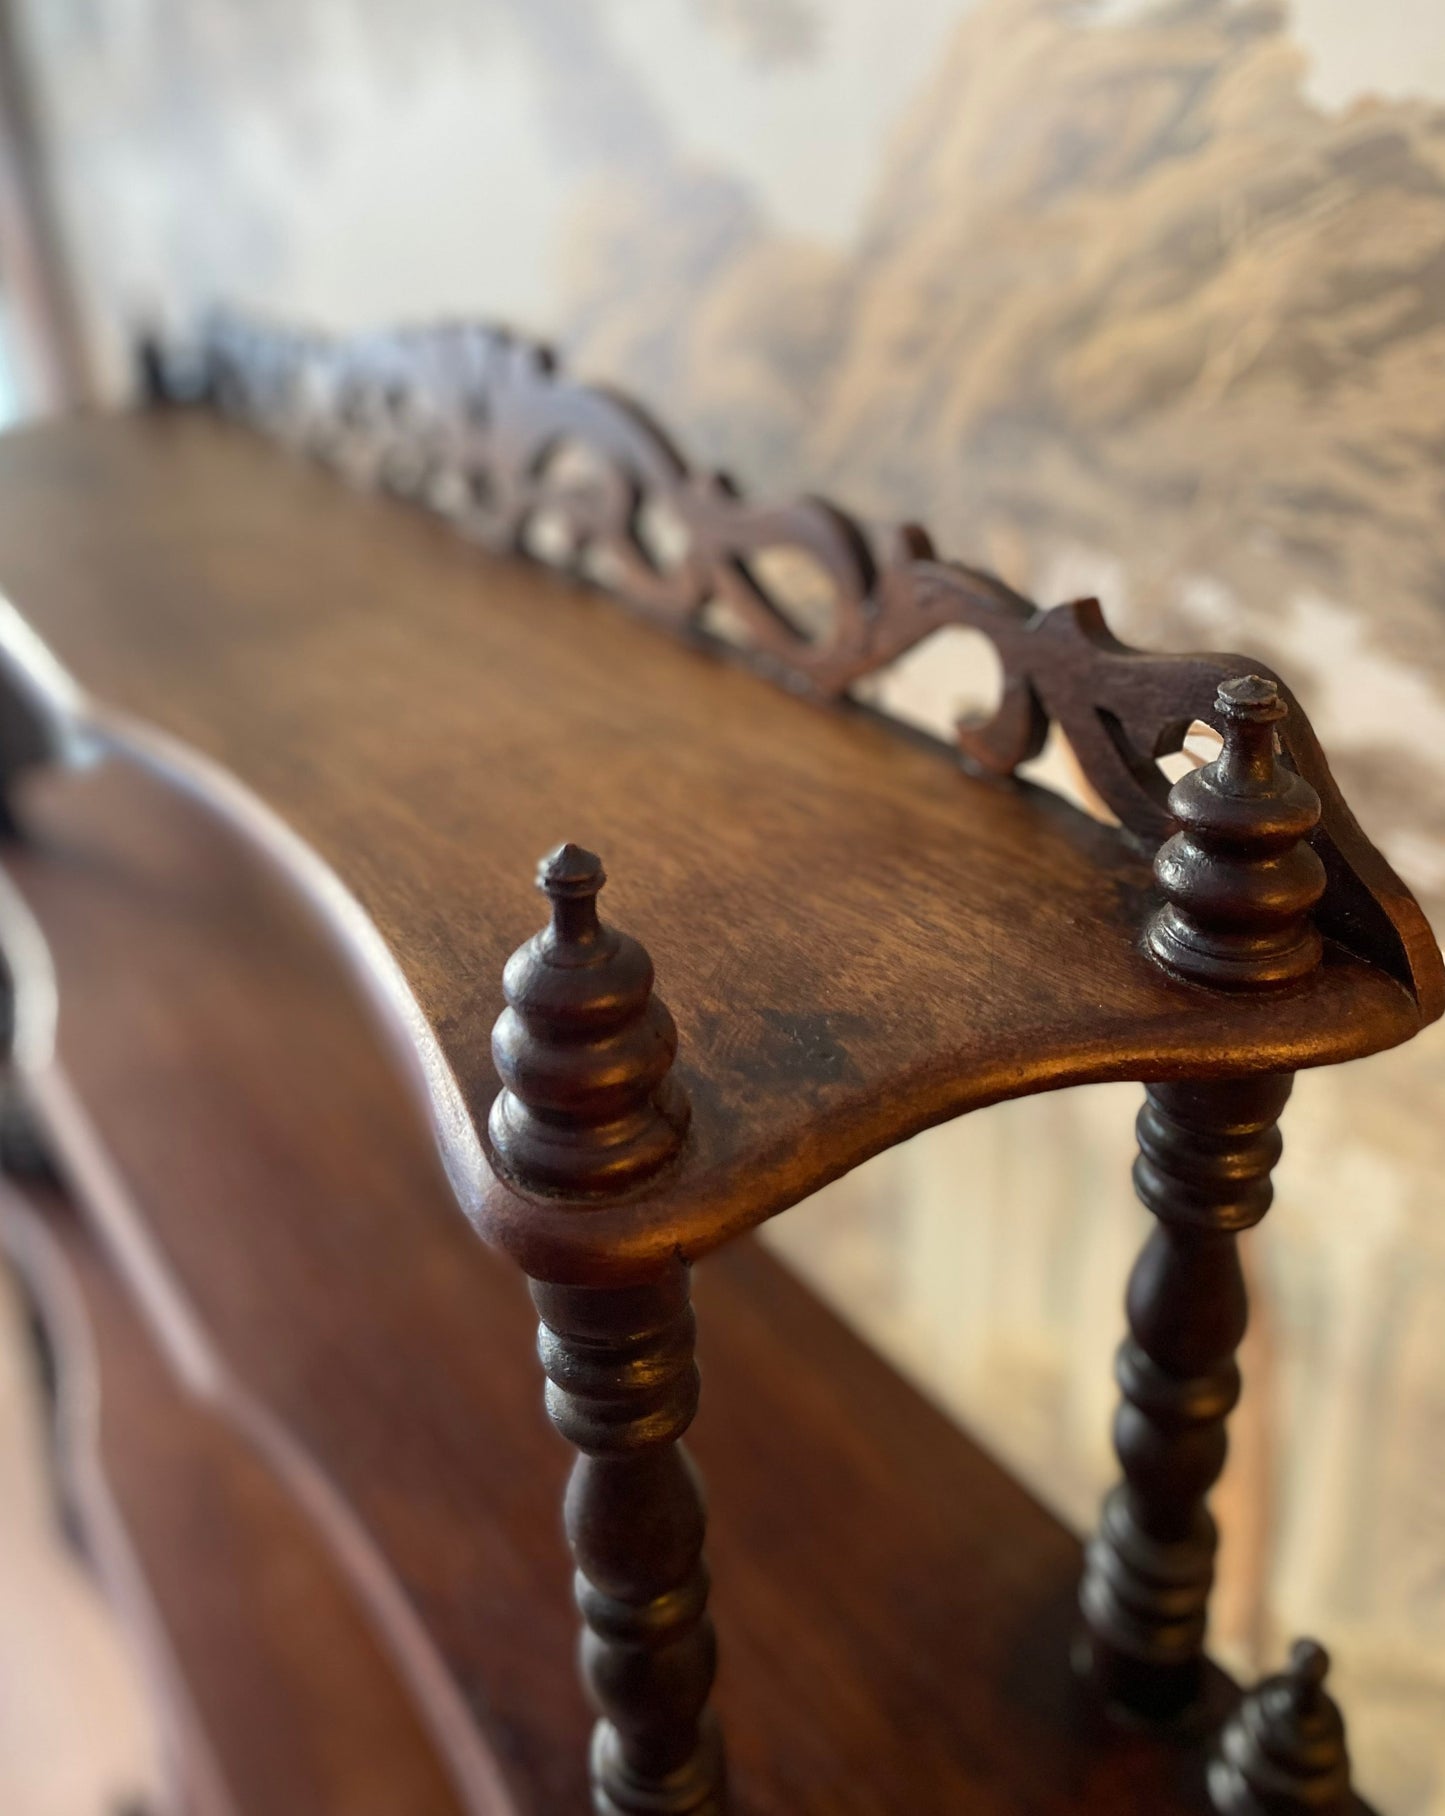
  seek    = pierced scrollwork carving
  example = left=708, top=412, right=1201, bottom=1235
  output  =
left=142, top=313, right=1439, bottom=1011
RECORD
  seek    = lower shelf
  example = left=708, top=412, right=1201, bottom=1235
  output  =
left=1, top=1180, right=473, bottom=1816
left=7, top=1178, right=1231, bottom=1816
left=0, top=751, right=1250, bottom=1813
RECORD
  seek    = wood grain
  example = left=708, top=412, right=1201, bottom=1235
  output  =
left=533, top=1269, right=724, bottom=1814
left=1081, top=1075, right=1294, bottom=1720
left=162, top=311, right=1440, bottom=1012
left=0, top=413, right=1432, bottom=1281
left=0, top=752, right=1341, bottom=1815
left=491, top=842, right=691, bottom=1195
left=0, top=1181, right=476, bottom=1816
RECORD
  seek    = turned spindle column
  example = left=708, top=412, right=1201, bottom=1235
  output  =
left=491, top=844, right=723, bottom=1816
left=1081, top=677, right=1327, bottom=1721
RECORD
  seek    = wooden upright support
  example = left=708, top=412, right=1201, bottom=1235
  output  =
left=1080, top=1070, right=1294, bottom=1718
left=1081, top=678, right=1327, bottom=1720
left=492, top=844, right=723, bottom=1815
left=9, top=347, right=1442, bottom=1810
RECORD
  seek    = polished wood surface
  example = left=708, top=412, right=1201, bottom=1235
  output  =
left=533, top=1270, right=724, bottom=1815
left=496, top=846, right=722, bottom=1808
left=1081, top=1073, right=1294, bottom=1720
left=1146, top=679, right=1325, bottom=993
left=0, top=412, right=1433, bottom=1281
left=1209, top=1641, right=1354, bottom=1816
left=0, top=1182, right=475, bottom=1816
left=165, top=312, right=1441, bottom=1012
left=1082, top=682, right=1325, bottom=1722
left=0, top=751, right=1293, bottom=1815
left=491, top=843, right=691, bottom=1196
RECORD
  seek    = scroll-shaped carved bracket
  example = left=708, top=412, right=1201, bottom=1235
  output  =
left=144, top=314, right=1441, bottom=1015
left=875, top=569, right=1435, bottom=1009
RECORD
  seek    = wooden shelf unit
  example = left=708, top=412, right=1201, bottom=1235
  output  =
left=0, top=317, right=1432, bottom=1814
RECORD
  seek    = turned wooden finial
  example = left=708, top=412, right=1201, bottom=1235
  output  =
left=1148, top=677, right=1326, bottom=991
left=1209, top=1640, right=1352, bottom=1816
left=489, top=843, right=690, bottom=1195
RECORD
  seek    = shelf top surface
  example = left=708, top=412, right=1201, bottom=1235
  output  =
left=0, top=411, right=1427, bottom=1275
left=1, top=754, right=1237, bottom=1813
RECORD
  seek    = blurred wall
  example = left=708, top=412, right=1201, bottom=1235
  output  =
left=10, top=1, right=1445, bottom=1808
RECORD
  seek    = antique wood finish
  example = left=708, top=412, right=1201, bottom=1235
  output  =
left=0, top=1180, right=478, bottom=1816
left=491, top=845, right=690, bottom=1196
left=0, top=751, right=1292, bottom=1816
left=1146, top=680, right=1325, bottom=994
left=1209, top=1642, right=1354, bottom=1816
left=533, top=1271, right=722, bottom=1816
left=151, top=314, right=1440, bottom=1012
left=495, top=847, right=721, bottom=1810
left=1081, top=685, right=1326, bottom=1721
left=1080, top=1072, right=1294, bottom=1720
left=0, top=413, right=1436, bottom=1288
left=0, top=319, right=1434, bottom=1813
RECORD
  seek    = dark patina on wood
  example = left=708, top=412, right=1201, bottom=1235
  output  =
left=146, top=314, right=1439, bottom=1017
left=533, top=1270, right=723, bottom=1816
left=0, top=319, right=1421, bottom=1813
left=490, top=844, right=690, bottom=1197
left=0, top=736, right=1280, bottom=1816
left=1147, top=679, right=1325, bottom=993
left=1081, top=683, right=1330, bottom=1723
left=494, top=845, right=722, bottom=1813
left=1080, top=1071, right=1294, bottom=1720
left=1209, top=1641, right=1353, bottom=1816
left=0, top=412, right=1429, bottom=1284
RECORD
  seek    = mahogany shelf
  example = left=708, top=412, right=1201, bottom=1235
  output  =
left=2, top=757, right=1236, bottom=1815
left=0, top=412, right=1430, bottom=1280
left=0, top=1181, right=471, bottom=1816
left=0, top=351, right=1424, bottom=1815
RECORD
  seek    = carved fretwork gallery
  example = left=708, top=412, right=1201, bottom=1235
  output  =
left=0, top=315, right=1431, bottom=1816
left=147, top=314, right=1434, bottom=1012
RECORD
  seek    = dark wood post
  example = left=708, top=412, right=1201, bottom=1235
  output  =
left=491, top=844, right=724, bottom=1815
left=532, top=1269, right=722, bottom=1815
left=1209, top=1640, right=1352, bottom=1816
left=1081, top=1070, right=1293, bottom=1718
left=1081, top=678, right=1327, bottom=1721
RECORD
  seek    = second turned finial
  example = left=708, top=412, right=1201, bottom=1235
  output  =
left=1147, top=677, right=1326, bottom=991
left=1209, top=1640, right=1352, bottom=1816
left=489, top=843, right=690, bottom=1196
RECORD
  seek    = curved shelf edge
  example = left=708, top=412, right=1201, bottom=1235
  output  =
left=86, top=705, right=494, bottom=1226
left=0, top=588, right=1429, bottom=1284
left=0, top=868, right=513, bottom=1816
left=0, top=1181, right=239, bottom=1816
left=7, top=703, right=1431, bottom=1284
left=473, top=953, right=1425, bottom=1282
left=158, top=313, right=1445, bottom=1020
left=0, top=754, right=1387, bottom=1815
